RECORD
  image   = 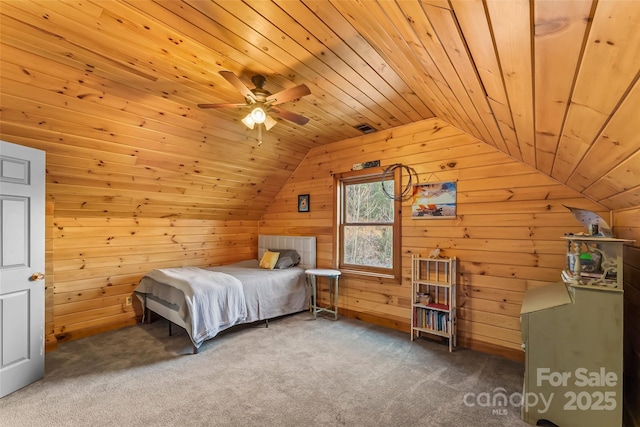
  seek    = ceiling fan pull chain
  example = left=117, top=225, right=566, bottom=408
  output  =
left=258, top=123, right=263, bottom=146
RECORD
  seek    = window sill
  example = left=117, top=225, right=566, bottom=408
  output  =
left=339, top=268, right=401, bottom=284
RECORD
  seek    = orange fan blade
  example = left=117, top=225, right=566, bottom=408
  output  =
left=197, top=103, right=247, bottom=109
left=266, top=84, right=311, bottom=106
left=269, top=106, right=310, bottom=125
left=219, top=70, right=257, bottom=104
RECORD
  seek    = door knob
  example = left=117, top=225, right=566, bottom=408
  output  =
left=30, top=272, right=45, bottom=281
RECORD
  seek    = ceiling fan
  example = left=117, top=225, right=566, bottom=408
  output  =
left=198, top=71, right=311, bottom=144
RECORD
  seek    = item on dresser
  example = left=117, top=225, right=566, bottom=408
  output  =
left=562, top=236, right=632, bottom=289
left=563, top=205, right=612, bottom=237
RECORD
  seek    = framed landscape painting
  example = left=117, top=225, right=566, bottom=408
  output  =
left=411, top=182, right=457, bottom=218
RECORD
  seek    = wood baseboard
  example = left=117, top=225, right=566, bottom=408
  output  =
left=54, top=318, right=138, bottom=346
left=340, top=308, right=524, bottom=362
left=340, top=308, right=410, bottom=333
left=456, top=336, right=525, bottom=362
left=45, top=334, right=58, bottom=352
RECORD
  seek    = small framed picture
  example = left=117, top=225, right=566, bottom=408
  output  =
left=298, top=194, right=310, bottom=212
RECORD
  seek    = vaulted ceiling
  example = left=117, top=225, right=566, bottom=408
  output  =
left=1, top=0, right=638, bottom=219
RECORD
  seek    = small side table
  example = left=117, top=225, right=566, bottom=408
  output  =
left=305, top=269, right=341, bottom=320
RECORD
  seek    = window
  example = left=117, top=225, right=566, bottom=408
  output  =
left=336, top=168, right=401, bottom=279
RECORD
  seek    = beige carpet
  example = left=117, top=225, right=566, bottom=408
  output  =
left=1, top=312, right=530, bottom=426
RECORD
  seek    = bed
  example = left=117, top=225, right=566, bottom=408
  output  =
left=134, top=235, right=316, bottom=353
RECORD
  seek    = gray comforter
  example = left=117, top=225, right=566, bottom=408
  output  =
left=137, top=267, right=246, bottom=348
left=135, top=260, right=308, bottom=349
left=207, top=260, right=308, bottom=322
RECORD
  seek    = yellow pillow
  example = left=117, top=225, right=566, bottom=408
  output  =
left=259, top=251, right=279, bottom=269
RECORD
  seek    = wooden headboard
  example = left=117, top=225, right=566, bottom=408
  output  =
left=258, top=235, right=316, bottom=269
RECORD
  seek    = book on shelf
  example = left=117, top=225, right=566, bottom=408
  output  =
left=414, top=307, right=449, bottom=332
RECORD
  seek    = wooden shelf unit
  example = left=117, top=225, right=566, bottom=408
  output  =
left=410, top=255, right=457, bottom=351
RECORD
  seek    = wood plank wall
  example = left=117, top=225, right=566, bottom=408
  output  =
left=259, top=118, right=608, bottom=360
left=45, top=202, right=56, bottom=351
left=49, top=218, right=258, bottom=346
left=613, top=207, right=640, bottom=427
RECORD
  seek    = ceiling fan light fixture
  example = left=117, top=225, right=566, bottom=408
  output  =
left=264, top=115, right=277, bottom=131
left=200, top=71, right=311, bottom=136
left=250, top=106, right=266, bottom=124
left=241, top=113, right=256, bottom=129
left=242, top=106, right=268, bottom=129
left=243, top=107, right=277, bottom=131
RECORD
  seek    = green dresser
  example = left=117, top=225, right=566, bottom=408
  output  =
left=520, top=282, right=623, bottom=427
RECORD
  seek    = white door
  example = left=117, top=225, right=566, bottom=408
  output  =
left=0, top=140, right=45, bottom=398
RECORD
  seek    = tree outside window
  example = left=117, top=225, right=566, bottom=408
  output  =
left=337, top=169, right=401, bottom=279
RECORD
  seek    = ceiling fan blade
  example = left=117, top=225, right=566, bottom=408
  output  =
left=266, top=84, right=311, bottom=106
left=219, top=70, right=257, bottom=103
left=197, top=103, right=247, bottom=109
left=270, top=106, right=310, bottom=125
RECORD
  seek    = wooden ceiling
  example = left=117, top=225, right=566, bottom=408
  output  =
left=1, top=0, right=638, bottom=219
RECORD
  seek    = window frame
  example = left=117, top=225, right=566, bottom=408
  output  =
left=334, top=167, right=402, bottom=281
